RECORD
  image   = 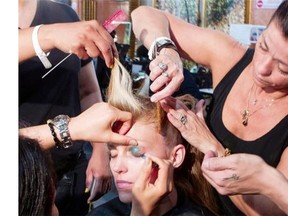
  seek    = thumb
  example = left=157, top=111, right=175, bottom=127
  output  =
left=109, top=133, right=138, bottom=146
left=202, top=150, right=217, bottom=170
left=205, top=150, right=218, bottom=159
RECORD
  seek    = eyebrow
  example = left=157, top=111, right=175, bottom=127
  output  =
left=262, top=34, right=288, bottom=67
left=107, top=143, right=116, bottom=150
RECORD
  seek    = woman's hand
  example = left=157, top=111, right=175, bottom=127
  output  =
left=201, top=151, right=274, bottom=195
left=148, top=49, right=184, bottom=102
left=130, top=155, right=173, bottom=216
left=69, top=102, right=137, bottom=145
left=160, top=97, right=222, bottom=154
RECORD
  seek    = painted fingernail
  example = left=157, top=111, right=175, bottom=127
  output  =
left=85, top=187, right=89, bottom=193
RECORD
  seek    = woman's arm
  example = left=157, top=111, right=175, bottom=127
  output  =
left=202, top=150, right=288, bottom=215
left=19, top=102, right=136, bottom=150
left=19, top=21, right=117, bottom=67
left=131, top=6, right=246, bottom=102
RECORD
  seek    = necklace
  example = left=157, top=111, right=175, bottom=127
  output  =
left=241, top=83, right=276, bottom=126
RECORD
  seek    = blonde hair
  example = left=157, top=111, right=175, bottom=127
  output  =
left=107, top=58, right=219, bottom=215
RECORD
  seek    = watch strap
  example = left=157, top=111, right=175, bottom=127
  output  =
left=148, top=37, right=177, bottom=60
left=48, top=115, right=73, bottom=149
left=32, top=25, right=52, bottom=69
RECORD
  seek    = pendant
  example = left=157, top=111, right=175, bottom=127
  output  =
left=241, top=109, right=249, bottom=126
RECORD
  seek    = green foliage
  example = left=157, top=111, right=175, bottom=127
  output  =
left=207, top=0, right=235, bottom=25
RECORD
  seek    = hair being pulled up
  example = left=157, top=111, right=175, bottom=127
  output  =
left=107, top=58, right=219, bottom=215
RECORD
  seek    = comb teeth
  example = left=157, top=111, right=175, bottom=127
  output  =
left=128, top=146, right=145, bottom=157
left=102, top=10, right=128, bottom=33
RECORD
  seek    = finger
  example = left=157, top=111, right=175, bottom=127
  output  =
left=149, top=59, right=165, bottom=81
left=92, top=25, right=116, bottom=67
left=150, top=78, right=181, bottom=102
left=202, top=156, right=233, bottom=171
left=148, top=155, right=173, bottom=194
left=85, top=172, right=93, bottom=191
left=147, top=155, right=172, bottom=180
left=195, top=99, right=206, bottom=119
left=201, top=150, right=218, bottom=170
left=159, top=96, right=177, bottom=111
left=167, top=112, right=184, bottom=129
left=134, top=157, right=153, bottom=190
left=72, top=47, right=90, bottom=60
left=88, top=178, right=102, bottom=202
left=109, top=133, right=138, bottom=146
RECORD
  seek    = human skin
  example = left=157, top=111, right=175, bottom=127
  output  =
left=108, top=120, right=184, bottom=215
left=131, top=5, right=288, bottom=215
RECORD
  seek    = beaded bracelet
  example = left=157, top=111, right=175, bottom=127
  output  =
left=47, top=119, right=62, bottom=149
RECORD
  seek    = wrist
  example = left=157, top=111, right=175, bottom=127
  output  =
left=262, top=166, right=286, bottom=198
left=47, top=115, right=73, bottom=149
left=32, top=25, right=52, bottom=69
left=148, top=37, right=177, bottom=60
left=37, top=24, right=55, bottom=54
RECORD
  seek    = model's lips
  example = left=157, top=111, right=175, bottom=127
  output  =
left=116, top=180, right=133, bottom=190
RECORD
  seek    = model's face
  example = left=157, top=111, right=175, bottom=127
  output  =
left=108, top=120, right=171, bottom=203
left=252, top=21, right=288, bottom=91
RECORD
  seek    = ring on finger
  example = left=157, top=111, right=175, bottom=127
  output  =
left=161, top=71, right=169, bottom=78
left=158, top=62, right=168, bottom=72
left=179, top=113, right=188, bottom=125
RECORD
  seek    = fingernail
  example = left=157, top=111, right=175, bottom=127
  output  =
left=150, top=96, right=156, bottom=103
left=129, top=139, right=138, bottom=146
left=85, top=187, right=89, bottom=193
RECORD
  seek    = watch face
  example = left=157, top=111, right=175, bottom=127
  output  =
left=53, top=115, right=69, bottom=127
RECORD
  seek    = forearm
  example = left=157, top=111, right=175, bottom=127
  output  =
left=19, top=117, right=83, bottom=150
left=19, top=124, right=56, bottom=150
left=261, top=166, right=288, bottom=214
left=230, top=165, right=288, bottom=215
left=131, top=6, right=170, bottom=49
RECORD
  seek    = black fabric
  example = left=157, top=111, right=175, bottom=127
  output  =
left=87, top=190, right=215, bottom=216
left=207, top=48, right=288, bottom=215
left=19, top=1, right=92, bottom=215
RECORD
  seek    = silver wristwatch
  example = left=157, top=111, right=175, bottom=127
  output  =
left=52, top=115, right=73, bottom=149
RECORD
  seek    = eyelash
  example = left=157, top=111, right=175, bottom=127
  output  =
left=278, top=68, right=288, bottom=76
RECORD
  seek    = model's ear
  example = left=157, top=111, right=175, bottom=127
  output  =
left=170, top=144, right=186, bottom=168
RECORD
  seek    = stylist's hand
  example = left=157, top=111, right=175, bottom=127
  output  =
left=161, top=97, right=220, bottom=154
left=86, top=143, right=111, bottom=203
left=149, top=48, right=184, bottom=102
left=130, top=155, right=173, bottom=216
left=201, top=151, right=268, bottom=195
left=45, top=20, right=118, bottom=67
left=69, top=102, right=137, bottom=145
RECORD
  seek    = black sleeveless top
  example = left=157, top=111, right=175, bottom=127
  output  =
left=207, top=48, right=288, bottom=215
